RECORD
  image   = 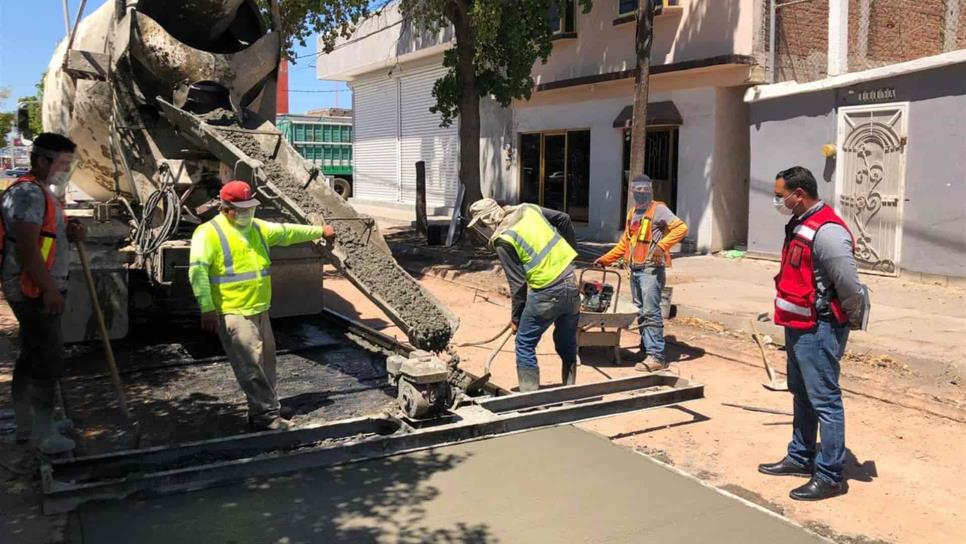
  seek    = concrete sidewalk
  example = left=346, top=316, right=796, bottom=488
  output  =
left=658, top=255, right=966, bottom=377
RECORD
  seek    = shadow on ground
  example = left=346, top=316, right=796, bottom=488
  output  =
left=74, top=448, right=496, bottom=544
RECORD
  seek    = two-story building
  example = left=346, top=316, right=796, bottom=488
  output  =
left=745, top=0, right=966, bottom=281
left=317, top=0, right=768, bottom=251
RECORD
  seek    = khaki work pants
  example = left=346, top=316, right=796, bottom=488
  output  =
left=217, top=311, right=279, bottom=424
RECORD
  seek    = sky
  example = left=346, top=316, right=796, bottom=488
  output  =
left=0, top=1, right=350, bottom=114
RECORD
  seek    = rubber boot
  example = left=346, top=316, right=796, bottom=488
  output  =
left=561, top=360, right=577, bottom=386
left=14, top=399, right=73, bottom=443
left=517, top=366, right=540, bottom=393
left=29, top=381, right=75, bottom=455
left=13, top=377, right=33, bottom=445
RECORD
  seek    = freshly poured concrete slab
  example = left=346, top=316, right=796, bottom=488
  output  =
left=73, top=426, right=826, bottom=543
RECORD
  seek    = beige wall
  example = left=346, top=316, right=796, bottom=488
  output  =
left=316, top=4, right=452, bottom=81
left=711, top=86, right=750, bottom=251
left=532, top=0, right=758, bottom=87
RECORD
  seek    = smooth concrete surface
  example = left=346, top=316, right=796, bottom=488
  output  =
left=73, top=426, right=825, bottom=544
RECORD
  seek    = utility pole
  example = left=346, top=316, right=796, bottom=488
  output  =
left=628, top=0, right=655, bottom=178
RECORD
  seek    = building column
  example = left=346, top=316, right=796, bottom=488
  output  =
left=945, top=0, right=962, bottom=53
left=828, top=0, right=849, bottom=76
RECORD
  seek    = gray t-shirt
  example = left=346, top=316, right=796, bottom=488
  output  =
left=1, top=181, right=70, bottom=300
left=797, top=202, right=866, bottom=328
left=629, top=203, right=679, bottom=269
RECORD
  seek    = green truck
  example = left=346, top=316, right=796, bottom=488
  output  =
left=276, top=109, right=353, bottom=199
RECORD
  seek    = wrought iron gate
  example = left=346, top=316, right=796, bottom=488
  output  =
left=836, top=104, right=907, bottom=276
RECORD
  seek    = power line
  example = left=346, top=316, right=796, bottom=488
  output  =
left=288, top=89, right=349, bottom=94
left=293, top=0, right=399, bottom=60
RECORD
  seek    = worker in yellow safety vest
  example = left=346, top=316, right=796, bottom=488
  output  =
left=189, top=181, right=334, bottom=431
left=594, top=175, right=688, bottom=372
left=466, top=198, right=579, bottom=392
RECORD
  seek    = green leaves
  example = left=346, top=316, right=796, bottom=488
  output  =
left=257, top=0, right=375, bottom=59
left=404, top=0, right=593, bottom=126
left=269, top=0, right=594, bottom=125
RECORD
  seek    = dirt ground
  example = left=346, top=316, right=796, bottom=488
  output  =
left=324, top=267, right=966, bottom=544
left=2, top=266, right=965, bottom=543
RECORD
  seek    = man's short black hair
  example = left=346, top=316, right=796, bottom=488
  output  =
left=776, top=166, right=819, bottom=199
left=30, top=132, right=77, bottom=168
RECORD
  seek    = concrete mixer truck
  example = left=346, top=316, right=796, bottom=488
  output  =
left=40, top=0, right=458, bottom=353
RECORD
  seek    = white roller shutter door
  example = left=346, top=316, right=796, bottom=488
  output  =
left=352, top=75, right=400, bottom=203
left=399, top=65, right=459, bottom=208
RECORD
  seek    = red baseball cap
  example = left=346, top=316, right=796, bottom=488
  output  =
left=219, top=180, right=259, bottom=208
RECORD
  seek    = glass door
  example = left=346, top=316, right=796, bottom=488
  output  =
left=542, top=133, right=566, bottom=213
left=518, top=131, right=591, bottom=223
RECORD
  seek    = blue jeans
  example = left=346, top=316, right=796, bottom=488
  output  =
left=515, top=280, right=580, bottom=371
left=785, top=319, right=850, bottom=484
left=630, top=267, right=666, bottom=361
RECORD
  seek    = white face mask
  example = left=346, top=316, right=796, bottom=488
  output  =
left=234, top=208, right=255, bottom=229
left=773, top=194, right=794, bottom=216
left=47, top=171, right=70, bottom=187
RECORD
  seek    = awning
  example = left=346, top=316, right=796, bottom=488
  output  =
left=612, top=101, right=683, bottom=128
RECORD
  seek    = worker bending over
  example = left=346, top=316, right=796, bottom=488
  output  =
left=758, top=166, right=868, bottom=501
left=594, top=176, right=687, bottom=371
left=189, top=181, right=334, bottom=431
left=467, top=199, right=579, bottom=392
left=1, top=133, right=84, bottom=454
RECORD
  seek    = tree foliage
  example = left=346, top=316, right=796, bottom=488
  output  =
left=19, top=73, right=45, bottom=138
left=400, top=0, right=591, bottom=126
left=0, top=87, right=13, bottom=149
left=257, top=0, right=374, bottom=59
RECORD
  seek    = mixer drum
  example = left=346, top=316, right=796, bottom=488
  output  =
left=42, top=0, right=279, bottom=202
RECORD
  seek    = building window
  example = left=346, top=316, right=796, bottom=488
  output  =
left=618, top=0, right=679, bottom=17
left=549, top=0, right=576, bottom=34
left=620, top=127, right=678, bottom=226
left=519, top=130, right=591, bottom=223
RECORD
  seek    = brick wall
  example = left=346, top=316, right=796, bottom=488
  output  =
left=775, top=0, right=830, bottom=82
left=772, top=0, right=961, bottom=83
left=959, top=3, right=966, bottom=48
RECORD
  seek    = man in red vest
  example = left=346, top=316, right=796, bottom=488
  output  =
left=758, top=166, right=868, bottom=501
left=1, top=133, right=84, bottom=454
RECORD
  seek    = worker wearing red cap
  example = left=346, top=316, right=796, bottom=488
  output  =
left=189, top=181, right=335, bottom=431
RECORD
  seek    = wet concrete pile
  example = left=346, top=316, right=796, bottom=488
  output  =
left=220, top=129, right=453, bottom=352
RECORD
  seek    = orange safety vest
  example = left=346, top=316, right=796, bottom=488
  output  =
left=0, top=175, right=63, bottom=298
left=622, top=202, right=666, bottom=267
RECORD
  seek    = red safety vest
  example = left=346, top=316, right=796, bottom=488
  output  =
left=774, top=204, right=854, bottom=330
left=0, top=175, right=63, bottom=298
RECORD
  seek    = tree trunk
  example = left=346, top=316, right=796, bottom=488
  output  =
left=450, top=1, right=483, bottom=212
left=629, top=2, right=655, bottom=178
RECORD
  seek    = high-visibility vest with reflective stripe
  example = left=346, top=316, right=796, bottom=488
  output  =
left=0, top=175, right=63, bottom=298
left=193, top=214, right=273, bottom=315
left=622, top=202, right=664, bottom=267
left=774, top=204, right=854, bottom=330
left=497, top=204, right=577, bottom=289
